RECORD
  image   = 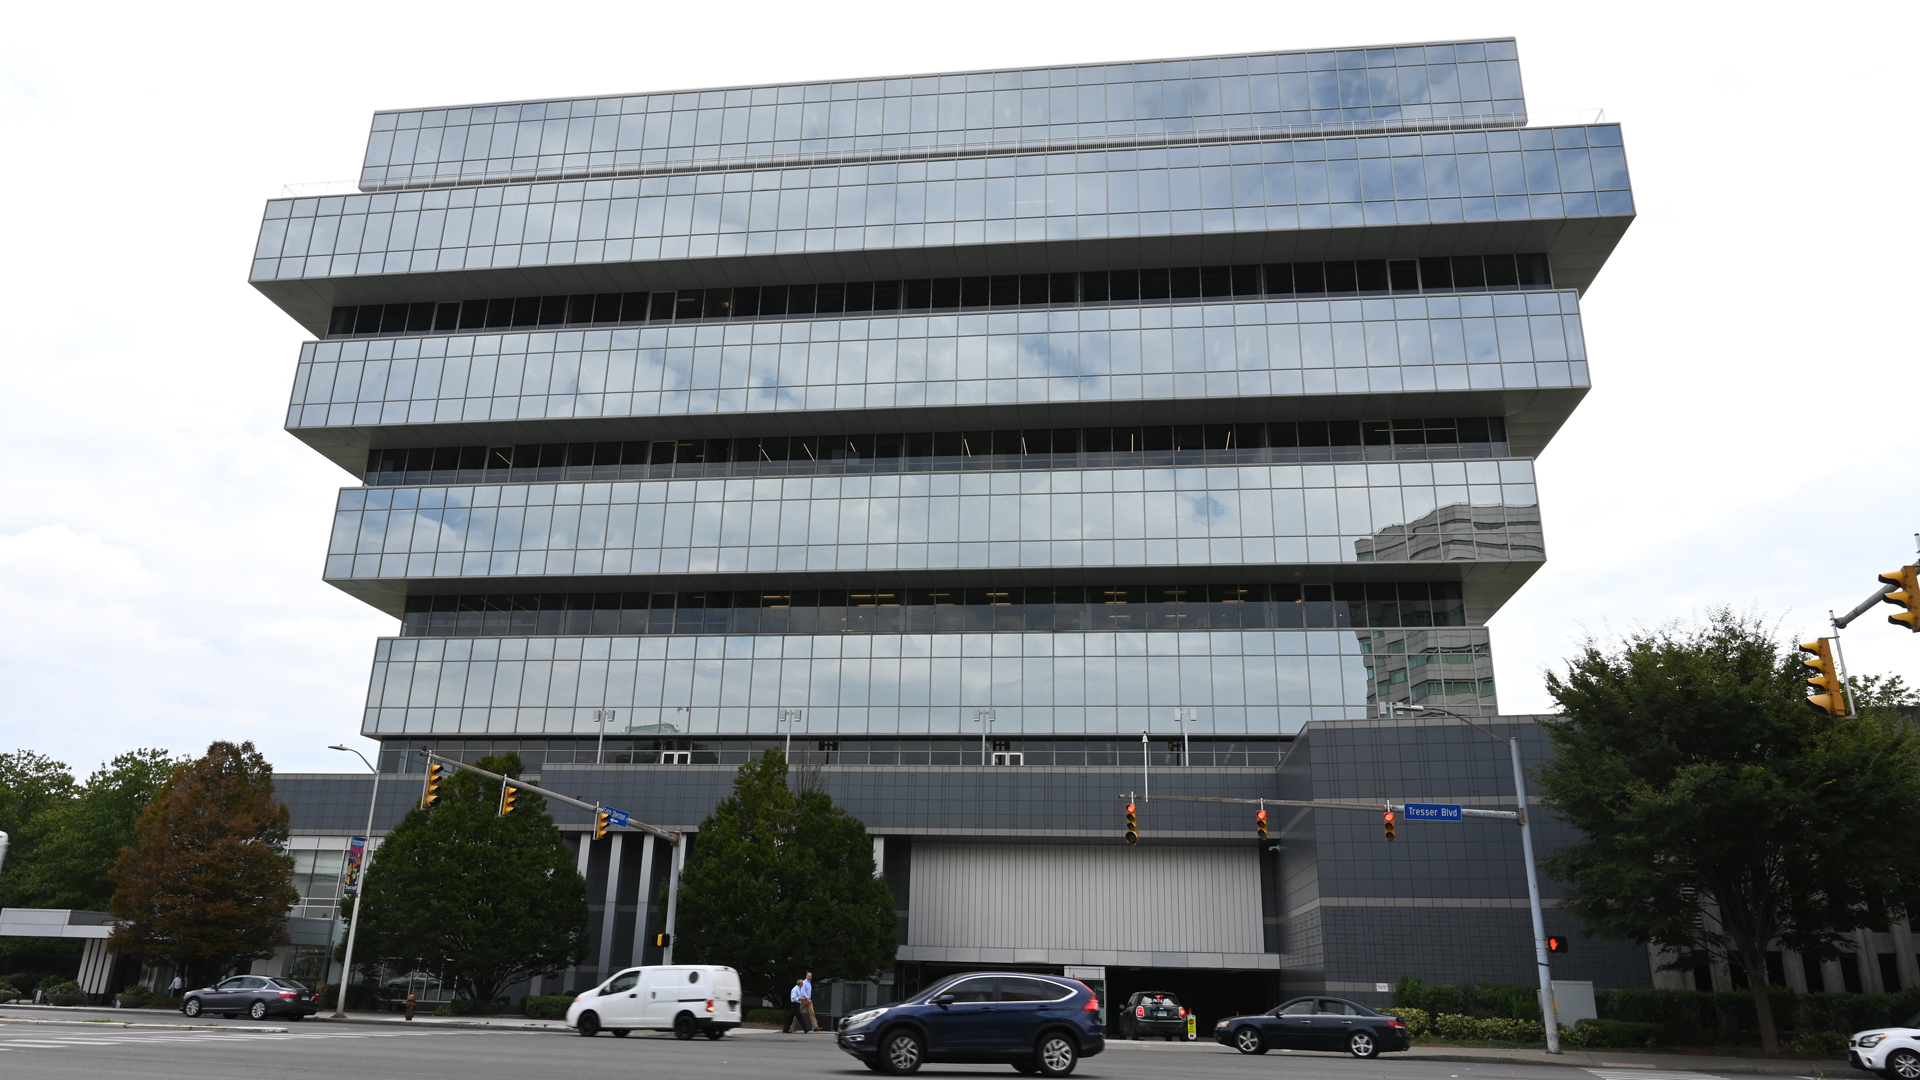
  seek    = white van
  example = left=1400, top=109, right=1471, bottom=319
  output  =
left=567, top=965, right=742, bottom=1039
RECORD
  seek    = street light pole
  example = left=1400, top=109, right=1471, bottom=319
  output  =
left=594, top=709, right=616, bottom=763
left=778, top=708, right=803, bottom=763
left=972, top=709, right=996, bottom=764
left=1389, top=704, right=1560, bottom=1054
left=326, top=744, right=381, bottom=1019
left=1173, top=707, right=1197, bottom=766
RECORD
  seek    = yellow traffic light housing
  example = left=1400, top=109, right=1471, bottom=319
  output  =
left=1383, top=810, right=1396, bottom=842
left=595, top=808, right=612, bottom=839
left=1255, top=808, right=1268, bottom=840
left=1799, top=638, right=1847, bottom=716
left=1880, top=566, right=1920, bottom=632
left=499, top=782, right=519, bottom=817
left=654, top=932, right=672, bottom=948
left=422, top=762, right=443, bottom=809
left=1124, top=802, right=1138, bottom=845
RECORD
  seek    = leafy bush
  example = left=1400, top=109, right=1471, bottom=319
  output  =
left=1394, top=977, right=1542, bottom=1020
left=1385, top=1007, right=1429, bottom=1037
left=1425, top=1013, right=1546, bottom=1043
left=1561, top=1018, right=1663, bottom=1049
left=118, top=984, right=150, bottom=1000
left=523, top=995, right=574, bottom=1020
left=0, top=983, right=18, bottom=1003
left=40, top=975, right=79, bottom=993
left=1788, top=1030, right=1849, bottom=1055
left=745, top=1007, right=790, bottom=1024
left=432, top=1002, right=455, bottom=1017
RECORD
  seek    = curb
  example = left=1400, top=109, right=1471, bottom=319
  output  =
left=0, top=1016, right=289, bottom=1034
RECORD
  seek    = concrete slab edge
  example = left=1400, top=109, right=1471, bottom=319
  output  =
left=0, top=1016, right=289, bottom=1033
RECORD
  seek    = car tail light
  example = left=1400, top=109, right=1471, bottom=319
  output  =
left=1136, top=1005, right=1145, bottom=1017
left=1388, top=1018, right=1406, bottom=1030
left=706, top=999, right=715, bottom=1013
left=278, top=991, right=297, bottom=999
left=1084, top=997, right=1098, bottom=1012
left=1179, top=1007, right=1187, bottom=1018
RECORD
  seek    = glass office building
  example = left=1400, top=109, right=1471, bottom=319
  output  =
left=260, top=39, right=1638, bottom=1006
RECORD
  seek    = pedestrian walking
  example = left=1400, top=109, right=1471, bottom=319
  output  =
left=801, top=971, right=818, bottom=1033
left=167, top=975, right=182, bottom=998
left=784, top=979, right=809, bottom=1033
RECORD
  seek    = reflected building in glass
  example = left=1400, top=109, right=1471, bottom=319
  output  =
left=261, top=39, right=1644, bottom=1007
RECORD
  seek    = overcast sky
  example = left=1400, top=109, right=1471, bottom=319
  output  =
left=2, top=1, right=1913, bottom=777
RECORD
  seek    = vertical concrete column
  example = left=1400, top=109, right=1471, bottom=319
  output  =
left=872, top=836, right=884, bottom=876
left=563, top=833, right=594, bottom=992
left=630, top=834, right=657, bottom=963
left=77, top=939, right=114, bottom=996
left=598, top=833, right=626, bottom=978
left=1892, top=918, right=1918, bottom=991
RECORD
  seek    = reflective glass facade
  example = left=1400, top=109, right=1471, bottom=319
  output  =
left=256, top=40, right=1632, bottom=741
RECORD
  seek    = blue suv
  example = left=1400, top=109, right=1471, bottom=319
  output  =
left=836, top=972, right=1105, bottom=1076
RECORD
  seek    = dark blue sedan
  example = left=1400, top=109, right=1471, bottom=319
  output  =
left=1213, top=996, right=1411, bottom=1058
left=836, top=972, right=1106, bottom=1076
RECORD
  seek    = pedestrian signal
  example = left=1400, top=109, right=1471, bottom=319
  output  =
left=1798, top=638, right=1846, bottom=716
left=595, top=808, right=612, bottom=839
left=1125, top=802, right=1138, bottom=845
left=422, top=763, right=443, bottom=809
left=1255, top=808, right=1268, bottom=840
left=1880, top=567, right=1920, bottom=632
left=654, top=933, right=671, bottom=948
left=1547, top=935, right=1570, bottom=954
left=499, top=782, right=518, bottom=817
left=1383, top=810, right=1396, bottom=842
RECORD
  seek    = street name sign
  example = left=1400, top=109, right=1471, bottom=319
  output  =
left=1402, top=803, right=1463, bottom=821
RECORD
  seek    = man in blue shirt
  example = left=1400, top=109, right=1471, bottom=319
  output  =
left=800, top=972, right=816, bottom=1032
left=785, top=978, right=811, bottom=1033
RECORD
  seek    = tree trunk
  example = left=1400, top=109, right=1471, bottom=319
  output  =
left=1738, top=941, right=1780, bottom=1054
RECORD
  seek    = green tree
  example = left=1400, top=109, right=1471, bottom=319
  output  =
left=1538, top=609, right=1920, bottom=1053
left=3, top=750, right=183, bottom=910
left=108, top=742, right=300, bottom=988
left=0, top=751, right=77, bottom=889
left=675, top=749, right=897, bottom=1001
left=348, top=754, right=588, bottom=1007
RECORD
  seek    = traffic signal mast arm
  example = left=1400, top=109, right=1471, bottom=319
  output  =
left=416, top=750, right=680, bottom=844
left=1128, top=791, right=1520, bottom=814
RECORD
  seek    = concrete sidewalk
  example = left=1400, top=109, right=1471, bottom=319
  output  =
left=1100, top=1036, right=1837, bottom=1074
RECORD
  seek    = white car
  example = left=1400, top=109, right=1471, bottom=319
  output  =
left=567, top=965, right=742, bottom=1040
left=1849, top=1016, right=1920, bottom=1078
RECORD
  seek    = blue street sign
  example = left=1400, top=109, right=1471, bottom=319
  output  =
left=605, top=808, right=631, bottom=828
left=1402, top=803, right=1463, bottom=822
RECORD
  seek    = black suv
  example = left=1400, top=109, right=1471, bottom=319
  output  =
left=1118, top=991, right=1190, bottom=1040
left=836, top=972, right=1105, bottom=1076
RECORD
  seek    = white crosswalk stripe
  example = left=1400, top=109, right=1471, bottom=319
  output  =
left=1587, top=1070, right=1726, bottom=1080
left=1589, top=1060, right=1728, bottom=1068
left=0, top=1029, right=407, bottom=1051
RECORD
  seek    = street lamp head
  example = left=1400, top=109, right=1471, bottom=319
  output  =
left=328, top=744, right=351, bottom=751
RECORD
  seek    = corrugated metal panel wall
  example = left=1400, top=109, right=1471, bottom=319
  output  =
left=907, top=843, right=1263, bottom=954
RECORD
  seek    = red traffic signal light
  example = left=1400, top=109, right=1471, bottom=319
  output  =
left=1255, top=808, right=1268, bottom=840
left=1546, top=935, right=1570, bottom=954
left=1125, top=802, right=1139, bottom=845
left=1382, top=810, right=1396, bottom=842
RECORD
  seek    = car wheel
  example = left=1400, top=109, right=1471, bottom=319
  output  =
left=674, top=1012, right=697, bottom=1040
left=1348, top=1031, right=1379, bottom=1059
left=704, top=1028, right=726, bottom=1040
left=879, top=1029, right=924, bottom=1075
left=1888, top=1049, right=1920, bottom=1080
left=249, top=1001, right=269, bottom=1021
left=182, top=998, right=202, bottom=1018
left=576, top=1011, right=600, bottom=1036
left=1035, top=1033, right=1079, bottom=1078
left=610, top=1029, right=630, bottom=1038
left=1234, top=1026, right=1266, bottom=1055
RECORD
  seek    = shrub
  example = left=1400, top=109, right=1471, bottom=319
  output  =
left=0, top=983, right=18, bottom=1003
left=523, top=995, right=574, bottom=1020
left=432, top=1002, right=455, bottom=1017
left=1424, top=1013, right=1545, bottom=1043
left=1562, top=1018, right=1663, bottom=1049
left=745, top=1007, right=790, bottom=1024
left=1788, top=1030, right=1849, bottom=1056
left=118, top=984, right=150, bottom=1000
left=40, top=975, right=78, bottom=993
left=1394, top=977, right=1541, bottom=1020
left=1385, top=1007, right=1429, bottom=1038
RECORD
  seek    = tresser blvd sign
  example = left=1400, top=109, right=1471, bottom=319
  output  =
left=1402, top=802, right=1463, bottom=822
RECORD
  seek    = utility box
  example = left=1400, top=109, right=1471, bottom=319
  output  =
left=1549, top=980, right=1598, bottom=1027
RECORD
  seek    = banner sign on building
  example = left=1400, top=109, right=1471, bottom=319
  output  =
left=342, top=836, right=367, bottom=897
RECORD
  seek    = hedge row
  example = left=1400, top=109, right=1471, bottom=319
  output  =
left=1395, top=977, right=1920, bottom=1046
left=524, top=995, right=574, bottom=1019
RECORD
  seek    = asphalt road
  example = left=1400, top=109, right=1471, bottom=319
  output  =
left=0, top=1013, right=1786, bottom=1080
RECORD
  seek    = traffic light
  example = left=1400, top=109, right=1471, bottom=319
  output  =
left=595, top=808, right=612, bottom=840
left=1382, top=810, right=1396, bottom=842
left=654, top=933, right=672, bottom=948
left=1125, top=802, right=1138, bottom=845
left=1798, top=638, right=1847, bottom=716
left=1255, top=808, right=1268, bottom=840
left=1881, top=566, right=1920, bottom=632
left=1547, top=935, right=1570, bottom=954
left=421, top=762, right=443, bottom=809
left=499, top=783, right=518, bottom=817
